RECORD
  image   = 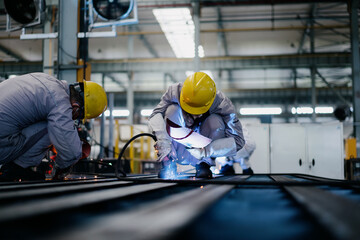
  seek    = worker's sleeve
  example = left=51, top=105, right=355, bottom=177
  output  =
left=47, top=95, right=82, bottom=169
left=223, top=113, right=245, bottom=151
left=217, top=96, right=245, bottom=152
left=149, top=90, right=172, bottom=138
left=148, top=84, right=181, bottom=140
left=149, top=83, right=182, bottom=119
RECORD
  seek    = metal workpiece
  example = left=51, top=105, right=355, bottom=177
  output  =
left=0, top=180, right=131, bottom=202
left=0, top=177, right=118, bottom=191
left=57, top=184, right=235, bottom=240
left=271, top=175, right=360, bottom=240
left=0, top=174, right=359, bottom=240
left=0, top=182, right=176, bottom=222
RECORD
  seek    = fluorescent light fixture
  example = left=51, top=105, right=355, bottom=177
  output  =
left=239, top=107, right=282, bottom=115
left=315, top=106, right=334, bottom=114
left=104, top=109, right=130, bottom=117
left=291, top=106, right=333, bottom=114
left=291, top=107, right=313, bottom=114
left=140, top=109, right=153, bottom=117
left=9, top=75, right=17, bottom=79
left=153, top=8, right=205, bottom=58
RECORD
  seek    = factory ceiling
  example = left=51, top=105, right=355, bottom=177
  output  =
left=0, top=0, right=357, bottom=120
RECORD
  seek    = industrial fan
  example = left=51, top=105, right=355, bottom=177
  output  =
left=92, top=0, right=133, bottom=20
left=4, top=0, right=46, bottom=31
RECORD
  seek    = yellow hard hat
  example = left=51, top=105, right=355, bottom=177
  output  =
left=180, top=72, right=216, bottom=115
left=83, top=81, right=107, bottom=119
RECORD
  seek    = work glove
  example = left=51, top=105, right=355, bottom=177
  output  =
left=52, top=165, right=72, bottom=180
left=187, top=137, right=237, bottom=160
left=154, top=139, right=172, bottom=161
left=81, top=139, right=91, bottom=160
left=149, top=113, right=175, bottom=162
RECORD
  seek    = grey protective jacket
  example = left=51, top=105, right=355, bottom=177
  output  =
left=0, top=72, right=82, bottom=168
left=150, top=83, right=245, bottom=151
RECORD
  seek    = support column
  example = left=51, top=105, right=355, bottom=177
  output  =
left=193, top=1, right=200, bottom=72
left=108, top=93, right=114, bottom=158
left=79, top=0, right=89, bottom=80
left=57, top=0, right=78, bottom=83
left=350, top=0, right=360, bottom=155
left=293, top=69, right=298, bottom=123
left=127, top=26, right=134, bottom=125
left=99, top=74, right=106, bottom=159
left=127, top=72, right=134, bottom=125
left=43, top=9, right=54, bottom=75
left=311, top=67, right=317, bottom=122
left=310, top=5, right=317, bottom=122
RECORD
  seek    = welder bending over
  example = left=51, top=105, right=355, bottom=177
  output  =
left=0, top=73, right=107, bottom=181
left=149, top=72, right=255, bottom=179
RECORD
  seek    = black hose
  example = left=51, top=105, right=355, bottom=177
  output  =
left=115, top=133, right=157, bottom=179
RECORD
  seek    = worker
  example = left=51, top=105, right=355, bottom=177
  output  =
left=149, top=72, right=255, bottom=178
left=0, top=72, right=107, bottom=181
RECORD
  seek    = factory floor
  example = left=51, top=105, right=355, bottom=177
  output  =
left=0, top=173, right=359, bottom=240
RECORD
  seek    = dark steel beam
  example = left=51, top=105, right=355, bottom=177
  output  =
left=0, top=181, right=130, bottom=202
left=272, top=175, right=360, bottom=240
left=0, top=178, right=117, bottom=191
left=56, top=183, right=236, bottom=240
left=0, top=182, right=176, bottom=222
left=114, top=175, right=360, bottom=187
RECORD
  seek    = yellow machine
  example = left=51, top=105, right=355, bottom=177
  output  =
left=344, top=137, right=360, bottom=180
left=345, top=137, right=357, bottom=160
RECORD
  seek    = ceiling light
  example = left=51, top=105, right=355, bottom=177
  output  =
left=315, top=106, right=334, bottom=114
left=291, top=107, right=313, bottom=114
left=140, top=109, right=153, bottom=117
left=103, top=109, right=129, bottom=117
left=153, top=8, right=204, bottom=58
left=291, top=106, right=334, bottom=115
left=239, top=107, right=282, bottom=115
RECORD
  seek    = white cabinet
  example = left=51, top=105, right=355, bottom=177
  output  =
left=270, top=124, right=307, bottom=174
left=246, top=124, right=270, bottom=173
left=232, top=122, right=344, bottom=179
left=268, top=122, right=344, bottom=179
left=305, top=122, right=344, bottom=179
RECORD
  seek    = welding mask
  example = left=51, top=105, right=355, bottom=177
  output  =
left=69, top=81, right=107, bottom=120
left=69, top=82, right=85, bottom=120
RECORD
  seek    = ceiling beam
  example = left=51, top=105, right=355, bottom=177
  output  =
left=0, top=43, right=25, bottom=61
left=0, top=52, right=351, bottom=75
left=89, top=53, right=350, bottom=73
left=137, top=0, right=347, bottom=8
left=133, top=25, right=159, bottom=58
left=114, top=86, right=352, bottom=108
